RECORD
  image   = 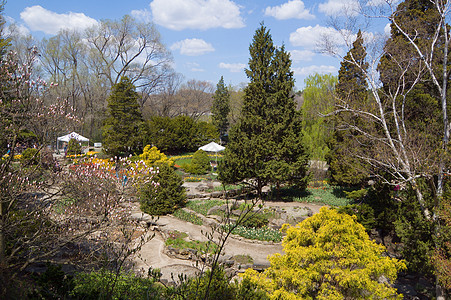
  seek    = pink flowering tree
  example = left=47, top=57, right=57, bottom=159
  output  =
left=0, top=47, right=159, bottom=297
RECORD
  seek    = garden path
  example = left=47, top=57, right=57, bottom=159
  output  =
left=132, top=182, right=327, bottom=283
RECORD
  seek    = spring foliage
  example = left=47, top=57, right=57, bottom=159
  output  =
left=139, top=145, right=174, bottom=167
left=242, top=207, right=406, bottom=299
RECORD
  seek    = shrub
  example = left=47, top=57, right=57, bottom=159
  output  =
left=239, top=213, right=269, bottom=228
left=182, top=268, right=236, bottom=300
left=20, top=148, right=39, bottom=165
left=344, top=188, right=368, bottom=202
left=140, top=145, right=174, bottom=166
left=242, top=207, right=406, bottom=299
left=67, top=138, right=82, bottom=156
left=184, top=149, right=211, bottom=175
left=338, top=203, right=376, bottom=232
left=139, top=163, right=186, bottom=216
left=70, top=269, right=162, bottom=300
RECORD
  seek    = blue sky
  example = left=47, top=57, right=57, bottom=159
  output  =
left=4, top=0, right=389, bottom=90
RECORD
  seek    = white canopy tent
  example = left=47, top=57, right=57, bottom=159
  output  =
left=57, top=132, right=89, bottom=150
left=198, top=141, right=225, bottom=163
left=198, top=141, right=225, bottom=152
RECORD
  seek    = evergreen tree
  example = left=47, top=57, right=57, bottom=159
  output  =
left=219, top=24, right=309, bottom=198
left=378, top=0, right=443, bottom=142
left=211, top=76, right=230, bottom=143
left=327, top=30, right=370, bottom=186
left=103, top=76, right=144, bottom=156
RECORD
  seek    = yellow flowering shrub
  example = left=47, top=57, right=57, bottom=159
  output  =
left=242, top=207, right=406, bottom=299
left=139, top=145, right=174, bottom=167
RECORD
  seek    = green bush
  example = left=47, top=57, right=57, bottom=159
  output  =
left=182, top=268, right=236, bottom=300
left=70, top=269, right=162, bottom=300
left=20, top=147, right=39, bottom=165
left=239, top=213, right=269, bottom=228
left=338, top=203, right=376, bottom=232
left=67, top=138, right=82, bottom=156
left=184, top=150, right=210, bottom=174
left=139, top=163, right=186, bottom=215
left=344, top=188, right=368, bottom=202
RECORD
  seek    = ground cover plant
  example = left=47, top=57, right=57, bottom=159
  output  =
left=186, top=199, right=225, bottom=216
left=223, top=224, right=283, bottom=242
left=173, top=209, right=203, bottom=225
left=270, top=181, right=355, bottom=207
left=165, top=230, right=217, bottom=254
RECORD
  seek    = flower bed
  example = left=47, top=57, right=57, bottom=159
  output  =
left=223, top=225, right=282, bottom=242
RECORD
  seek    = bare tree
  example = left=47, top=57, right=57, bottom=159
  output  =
left=177, top=79, right=214, bottom=121
left=85, top=15, right=172, bottom=89
left=141, top=70, right=184, bottom=118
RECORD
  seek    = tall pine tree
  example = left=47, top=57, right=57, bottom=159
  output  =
left=219, top=24, right=309, bottom=198
left=211, top=76, right=230, bottom=143
left=327, top=30, right=370, bottom=186
left=103, top=76, right=144, bottom=156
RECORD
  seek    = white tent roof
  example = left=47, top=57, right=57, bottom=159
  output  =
left=198, top=141, right=225, bottom=152
left=57, top=132, right=89, bottom=143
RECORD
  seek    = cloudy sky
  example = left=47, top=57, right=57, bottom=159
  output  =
left=4, top=0, right=389, bottom=90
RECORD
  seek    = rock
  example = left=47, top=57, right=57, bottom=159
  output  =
left=207, top=205, right=224, bottom=215
left=187, top=248, right=198, bottom=255
left=225, top=268, right=236, bottom=278
left=196, top=184, right=210, bottom=192
left=269, top=218, right=286, bottom=230
left=211, top=191, right=223, bottom=198
left=224, top=260, right=235, bottom=267
left=252, top=260, right=270, bottom=271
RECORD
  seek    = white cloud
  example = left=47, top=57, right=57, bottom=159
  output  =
left=185, top=62, right=204, bottom=72
left=264, top=0, right=314, bottom=20
left=384, top=23, right=391, bottom=35
left=20, top=5, right=98, bottom=35
left=5, top=17, right=30, bottom=36
left=150, top=0, right=244, bottom=30
left=290, top=25, right=346, bottom=49
left=318, top=0, right=360, bottom=16
left=219, top=62, right=246, bottom=73
left=171, top=38, right=215, bottom=56
left=290, top=49, right=315, bottom=62
left=294, top=65, right=337, bottom=76
left=131, top=9, right=152, bottom=22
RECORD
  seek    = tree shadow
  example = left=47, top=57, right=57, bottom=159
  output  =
left=265, top=186, right=312, bottom=202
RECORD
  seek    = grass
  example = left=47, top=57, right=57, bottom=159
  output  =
left=270, top=182, right=356, bottom=207
left=233, top=254, right=253, bottom=264
left=172, top=209, right=203, bottom=225
left=186, top=199, right=225, bottom=216
left=165, top=230, right=217, bottom=254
